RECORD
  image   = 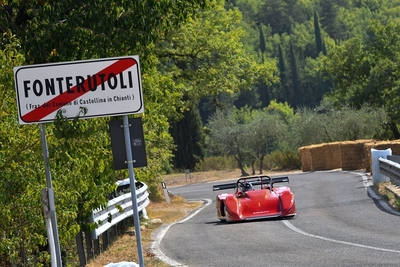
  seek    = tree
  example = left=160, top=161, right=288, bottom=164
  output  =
left=259, top=24, right=267, bottom=62
left=257, top=0, right=291, bottom=35
left=256, top=0, right=307, bottom=35
left=257, top=24, right=271, bottom=108
left=314, top=10, right=323, bottom=56
left=321, top=20, right=400, bottom=138
left=278, top=43, right=289, bottom=102
left=170, top=102, right=205, bottom=170
left=156, top=0, right=277, bottom=169
left=0, top=0, right=213, bottom=264
left=207, top=108, right=255, bottom=176
left=319, top=0, right=344, bottom=41
left=289, top=40, right=302, bottom=108
left=234, top=86, right=263, bottom=109
left=247, top=110, right=287, bottom=174
left=0, top=0, right=209, bottom=64
left=157, top=0, right=277, bottom=103
left=290, top=103, right=389, bottom=147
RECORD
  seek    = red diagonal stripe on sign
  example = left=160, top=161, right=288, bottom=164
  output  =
left=22, top=58, right=136, bottom=123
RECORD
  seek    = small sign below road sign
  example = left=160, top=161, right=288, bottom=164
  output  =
left=109, top=117, right=148, bottom=170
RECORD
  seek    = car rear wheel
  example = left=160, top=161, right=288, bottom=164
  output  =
left=224, top=205, right=232, bottom=223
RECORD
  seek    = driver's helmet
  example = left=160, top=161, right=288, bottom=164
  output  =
left=242, top=182, right=253, bottom=192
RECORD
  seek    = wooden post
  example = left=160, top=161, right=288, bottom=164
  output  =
left=76, top=232, right=86, bottom=267
left=94, top=239, right=100, bottom=256
left=84, top=231, right=93, bottom=260
left=102, top=230, right=110, bottom=251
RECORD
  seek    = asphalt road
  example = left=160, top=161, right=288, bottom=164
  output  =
left=153, top=171, right=400, bottom=267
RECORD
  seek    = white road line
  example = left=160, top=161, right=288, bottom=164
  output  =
left=283, top=172, right=400, bottom=254
left=169, top=189, right=210, bottom=194
left=150, top=199, right=212, bottom=267
left=283, top=220, right=400, bottom=253
left=355, top=172, right=400, bottom=216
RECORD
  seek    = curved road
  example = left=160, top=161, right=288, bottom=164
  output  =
left=153, top=171, right=400, bottom=267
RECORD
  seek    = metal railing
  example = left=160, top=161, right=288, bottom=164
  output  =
left=89, top=180, right=150, bottom=239
left=379, top=157, right=400, bottom=186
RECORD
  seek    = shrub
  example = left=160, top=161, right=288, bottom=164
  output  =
left=270, top=150, right=301, bottom=170
left=195, top=156, right=237, bottom=171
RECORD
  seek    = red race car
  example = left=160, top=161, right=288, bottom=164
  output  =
left=213, top=175, right=296, bottom=222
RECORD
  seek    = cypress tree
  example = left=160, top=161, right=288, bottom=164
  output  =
left=314, top=10, right=323, bottom=56
left=289, top=40, right=302, bottom=108
left=322, top=39, right=327, bottom=55
left=257, top=24, right=270, bottom=107
left=278, top=44, right=288, bottom=102
left=257, top=81, right=270, bottom=108
left=259, top=24, right=266, bottom=63
left=170, top=101, right=205, bottom=170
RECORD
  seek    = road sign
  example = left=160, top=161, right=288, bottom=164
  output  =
left=14, top=56, right=144, bottom=125
left=109, top=118, right=148, bottom=170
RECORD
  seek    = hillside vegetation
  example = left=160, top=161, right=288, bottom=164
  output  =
left=1, top=0, right=400, bottom=265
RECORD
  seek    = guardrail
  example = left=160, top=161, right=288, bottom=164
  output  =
left=89, top=180, right=150, bottom=239
left=379, top=157, right=400, bottom=186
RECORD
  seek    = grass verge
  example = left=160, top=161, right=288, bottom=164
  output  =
left=85, top=195, right=202, bottom=267
left=375, top=182, right=400, bottom=211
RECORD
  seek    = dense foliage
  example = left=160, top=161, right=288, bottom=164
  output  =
left=0, top=0, right=213, bottom=265
left=206, top=101, right=388, bottom=174
left=197, top=0, right=400, bottom=172
left=322, top=20, right=400, bottom=138
left=155, top=2, right=278, bottom=170
left=1, top=0, right=400, bottom=265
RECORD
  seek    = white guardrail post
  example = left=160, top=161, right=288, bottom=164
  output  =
left=371, top=148, right=391, bottom=184
left=89, top=180, right=150, bottom=240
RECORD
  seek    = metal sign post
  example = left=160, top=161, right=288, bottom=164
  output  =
left=122, top=115, right=145, bottom=267
left=40, top=124, right=62, bottom=267
left=41, top=188, right=57, bottom=267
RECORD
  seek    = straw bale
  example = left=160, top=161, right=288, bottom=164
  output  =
left=373, top=140, right=400, bottom=155
left=340, top=140, right=368, bottom=170
left=309, top=144, right=327, bottom=171
left=323, top=142, right=342, bottom=170
left=364, top=140, right=400, bottom=172
left=298, top=147, right=312, bottom=172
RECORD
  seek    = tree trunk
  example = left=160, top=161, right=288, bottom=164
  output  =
left=235, top=155, right=249, bottom=176
left=390, top=122, right=400, bottom=139
left=259, top=154, right=265, bottom=174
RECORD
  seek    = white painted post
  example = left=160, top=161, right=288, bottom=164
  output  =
left=371, top=148, right=392, bottom=184
left=161, top=182, right=170, bottom=204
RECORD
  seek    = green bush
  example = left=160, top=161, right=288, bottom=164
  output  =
left=195, top=156, right=237, bottom=171
left=270, top=150, right=301, bottom=170
left=250, top=157, right=274, bottom=173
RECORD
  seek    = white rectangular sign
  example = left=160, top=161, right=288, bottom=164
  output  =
left=14, top=56, right=144, bottom=125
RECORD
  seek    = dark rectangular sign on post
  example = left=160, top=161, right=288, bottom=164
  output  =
left=109, top=117, right=147, bottom=170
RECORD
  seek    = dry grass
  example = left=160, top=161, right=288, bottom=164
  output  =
left=84, top=168, right=301, bottom=267
left=161, top=169, right=302, bottom=188
left=85, top=195, right=202, bottom=267
left=375, top=182, right=400, bottom=211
